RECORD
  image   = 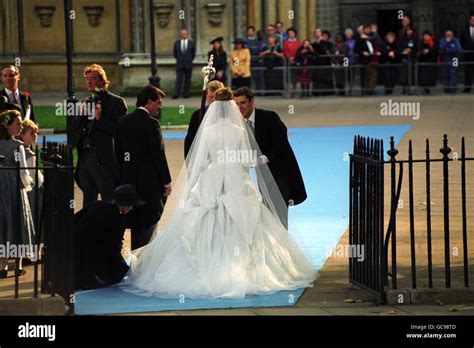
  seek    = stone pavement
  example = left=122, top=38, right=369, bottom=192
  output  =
left=1, top=94, right=473, bottom=315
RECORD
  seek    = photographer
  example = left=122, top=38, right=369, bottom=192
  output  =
left=73, top=64, right=128, bottom=208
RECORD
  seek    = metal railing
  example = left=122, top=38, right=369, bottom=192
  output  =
left=350, top=134, right=473, bottom=303
left=0, top=138, right=74, bottom=313
left=220, top=50, right=474, bottom=96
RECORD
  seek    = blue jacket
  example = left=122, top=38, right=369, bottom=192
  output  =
left=439, top=37, right=462, bottom=62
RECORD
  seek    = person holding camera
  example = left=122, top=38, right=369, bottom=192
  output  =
left=73, top=64, right=128, bottom=208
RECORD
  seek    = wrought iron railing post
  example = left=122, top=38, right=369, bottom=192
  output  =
left=439, top=134, right=452, bottom=288
left=408, top=140, right=417, bottom=288
left=461, top=137, right=469, bottom=287
left=425, top=139, right=433, bottom=288
left=387, top=136, right=398, bottom=289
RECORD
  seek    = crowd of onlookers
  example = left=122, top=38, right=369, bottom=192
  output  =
left=173, top=15, right=474, bottom=97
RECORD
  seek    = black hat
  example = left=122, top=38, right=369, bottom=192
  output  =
left=210, top=36, right=224, bottom=45
left=0, top=96, right=21, bottom=112
left=232, top=37, right=245, bottom=46
left=109, top=184, right=145, bottom=207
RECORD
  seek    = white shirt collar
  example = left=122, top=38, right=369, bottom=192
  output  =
left=248, top=108, right=255, bottom=124
left=138, top=106, right=150, bottom=115
left=5, top=87, right=19, bottom=96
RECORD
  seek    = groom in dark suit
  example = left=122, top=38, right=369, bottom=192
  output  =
left=1, top=65, right=35, bottom=121
left=115, top=85, right=172, bottom=250
left=173, top=29, right=196, bottom=99
left=233, top=87, right=307, bottom=207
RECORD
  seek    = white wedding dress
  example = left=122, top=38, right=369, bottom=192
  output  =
left=122, top=100, right=317, bottom=299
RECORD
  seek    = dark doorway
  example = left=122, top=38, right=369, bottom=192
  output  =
left=377, top=10, right=406, bottom=39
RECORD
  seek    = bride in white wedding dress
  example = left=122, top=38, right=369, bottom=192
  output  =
left=122, top=87, right=317, bottom=299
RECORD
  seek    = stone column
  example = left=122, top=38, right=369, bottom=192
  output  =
left=412, top=0, right=434, bottom=37
left=131, top=0, right=144, bottom=53
left=233, top=0, right=247, bottom=39
left=307, top=0, right=316, bottom=39
left=0, top=0, right=21, bottom=53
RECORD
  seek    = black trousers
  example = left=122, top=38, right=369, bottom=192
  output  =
left=175, top=66, right=193, bottom=97
left=464, top=62, right=474, bottom=91
left=78, top=149, right=116, bottom=208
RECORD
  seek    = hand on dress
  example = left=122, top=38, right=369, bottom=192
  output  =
left=164, top=186, right=172, bottom=197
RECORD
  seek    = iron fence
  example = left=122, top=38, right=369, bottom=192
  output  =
left=0, top=138, right=74, bottom=313
left=350, top=134, right=473, bottom=303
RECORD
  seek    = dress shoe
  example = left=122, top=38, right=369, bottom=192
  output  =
left=172, top=95, right=179, bottom=99
left=15, top=269, right=26, bottom=277
left=0, top=270, right=7, bottom=279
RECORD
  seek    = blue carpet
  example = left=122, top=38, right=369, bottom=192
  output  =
left=74, top=124, right=411, bottom=315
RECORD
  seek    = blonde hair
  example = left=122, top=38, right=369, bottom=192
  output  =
left=21, top=119, right=39, bottom=135
left=214, top=87, right=233, bottom=101
left=83, top=64, right=110, bottom=89
left=207, top=80, right=224, bottom=92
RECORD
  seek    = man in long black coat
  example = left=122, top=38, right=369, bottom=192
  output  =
left=233, top=87, right=307, bottom=208
left=72, top=65, right=128, bottom=208
left=460, top=15, right=474, bottom=93
left=74, top=185, right=144, bottom=290
left=115, top=85, right=172, bottom=250
left=184, top=80, right=224, bottom=158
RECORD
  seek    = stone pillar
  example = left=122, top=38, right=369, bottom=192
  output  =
left=131, top=0, right=144, bottom=53
left=267, top=0, right=277, bottom=26
left=233, top=0, right=247, bottom=39
left=278, top=0, right=293, bottom=28
left=412, top=0, right=434, bottom=37
left=307, top=0, right=316, bottom=39
left=296, top=0, right=307, bottom=39
left=0, top=0, right=20, bottom=53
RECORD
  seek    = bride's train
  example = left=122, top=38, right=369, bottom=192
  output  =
left=122, top=89, right=317, bottom=299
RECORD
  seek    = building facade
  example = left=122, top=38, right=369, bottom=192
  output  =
left=0, top=0, right=472, bottom=94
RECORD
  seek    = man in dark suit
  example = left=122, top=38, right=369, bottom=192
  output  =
left=72, top=64, right=128, bottom=208
left=460, top=15, right=474, bottom=93
left=184, top=80, right=224, bottom=158
left=355, top=25, right=380, bottom=95
left=173, top=29, right=196, bottom=99
left=233, top=87, right=307, bottom=210
left=1, top=65, right=35, bottom=121
left=115, top=85, right=172, bottom=250
left=74, top=184, right=143, bottom=290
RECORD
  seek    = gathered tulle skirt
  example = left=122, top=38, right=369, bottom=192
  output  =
left=121, top=164, right=317, bottom=299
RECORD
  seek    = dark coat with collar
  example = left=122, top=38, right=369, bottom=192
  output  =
left=460, top=26, right=474, bottom=60
left=173, top=39, right=196, bottom=70
left=184, top=106, right=209, bottom=158
left=73, top=201, right=129, bottom=290
left=0, top=88, right=35, bottom=121
left=115, top=108, right=172, bottom=228
left=254, top=108, right=307, bottom=205
left=72, top=91, right=127, bottom=190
